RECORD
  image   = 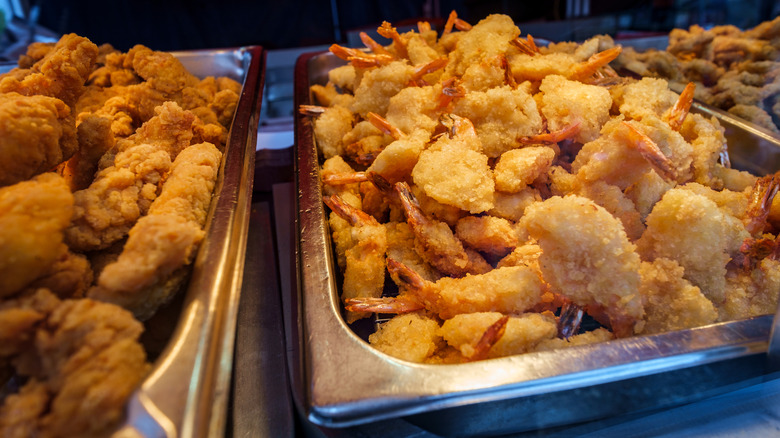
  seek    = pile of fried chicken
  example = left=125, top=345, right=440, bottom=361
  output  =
left=612, top=15, right=780, bottom=133
left=0, top=34, right=240, bottom=437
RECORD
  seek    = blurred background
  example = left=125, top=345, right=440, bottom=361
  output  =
left=0, top=0, right=777, bottom=53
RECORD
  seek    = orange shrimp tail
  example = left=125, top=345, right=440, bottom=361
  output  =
left=344, top=296, right=424, bottom=314
left=468, top=315, right=510, bottom=361
left=621, top=122, right=677, bottom=182
left=518, top=121, right=581, bottom=144
left=569, top=46, right=622, bottom=82
left=667, top=82, right=695, bottom=131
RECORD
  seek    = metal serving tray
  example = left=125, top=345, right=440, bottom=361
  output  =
left=292, top=50, right=780, bottom=436
left=111, top=46, right=265, bottom=438
left=0, top=47, right=265, bottom=437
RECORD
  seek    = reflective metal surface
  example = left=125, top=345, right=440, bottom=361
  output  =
left=114, top=46, right=265, bottom=438
left=293, top=51, right=780, bottom=435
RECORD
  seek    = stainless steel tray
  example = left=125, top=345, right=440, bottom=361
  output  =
left=113, top=46, right=265, bottom=438
left=292, top=50, right=780, bottom=436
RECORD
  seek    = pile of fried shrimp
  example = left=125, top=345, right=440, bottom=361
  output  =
left=300, top=12, right=780, bottom=365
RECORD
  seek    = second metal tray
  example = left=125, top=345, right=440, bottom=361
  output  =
left=292, top=50, right=780, bottom=436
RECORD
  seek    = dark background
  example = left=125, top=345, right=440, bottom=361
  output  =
left=30, top=0, right=780, bottom=52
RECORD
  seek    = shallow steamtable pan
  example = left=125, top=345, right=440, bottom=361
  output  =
left=292, top=50, right=780, bottom=436
left=105, top=46, right=264, bottom=437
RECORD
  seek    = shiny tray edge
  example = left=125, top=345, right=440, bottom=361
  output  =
left=292, top=50, right=776, bottom=428
left=115, top=46, right=265, bottom=438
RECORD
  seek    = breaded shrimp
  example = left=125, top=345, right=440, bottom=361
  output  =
left=519, top=195, right=644, bottom=336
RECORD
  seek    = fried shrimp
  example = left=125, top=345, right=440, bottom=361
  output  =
left=305, top=11, right=780, bottom=364
left=519, top=195, right=644, bottom=336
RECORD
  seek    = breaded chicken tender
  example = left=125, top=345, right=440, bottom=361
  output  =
left=66, top=102, right=197, bottom=251
left=0, top=93, right=76, bottom=187
left=89, top=143, right=221, bottom=319
left=0, top=173, right=73, bottom=298
left=0, top=33, right=98, bottom=107
left=0, top=291, right=149, bottom=438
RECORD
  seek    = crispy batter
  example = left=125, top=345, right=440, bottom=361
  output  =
left=0, top=174, right=73, bottom=298
left=0, top=93, right=75, bottom=187
left=0, top=34, right=98, bottom=106
left=65, top=102, right=197, bottom=252
left=89, top=143, right=221, bottom=319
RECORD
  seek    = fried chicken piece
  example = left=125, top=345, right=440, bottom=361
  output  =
left=61, top=114, right=115, bottom=191
left=89, top=143, right=222, bottom=319
left=1, top=293, right=150, bottom=438
left=0, top=33, right=98, bottom=107
left=0, top=289, right=60, bottom=357
left=0, top=379, right=50, bottom=438
left=65, top=102, right=197, bottom=252
left=0, top=92, right=76, bottom=187
left=0, top=173, right=74, bottom=298
left=26, top=251, right=93, bottom=300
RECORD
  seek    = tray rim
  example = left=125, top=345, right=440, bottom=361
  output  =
left=114, top=45, right=266, bottom=438
left=292, top=49, right=777, bottom=429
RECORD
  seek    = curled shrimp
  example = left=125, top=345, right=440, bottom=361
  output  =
left=438, top=77, right=466, bottom=110
left=408, top=57, right=448, bottom=87
left=324, top=194, right=387, bottom=322
left=367, top=111, right=405, bottom=140
left=359, top=32, right=391, bottom=56
left=298, top=104, right=326, bottom=116
left=329, top=44, right=393, bottom=68
left=395, top=181, right=470, bottom=276
left=377, top=21, right=409, bottom=60
left=666, top=82, right=695, bottom=131
left=621, top=122, right=677, bottom=182
left=322, top=171, right=368, bottom=186
left=518, top=121, right=581, bottom=144
left=511, top=35, right=540, bottom=56
left=418, top=21, right=432, bottom=33
left=568, top=46, right=622, bottom=82
left=347, top=258, right=544, bottom=319
left=744, top=173, right=780, bottom=235
left=468, top=315, right=510, bottom=361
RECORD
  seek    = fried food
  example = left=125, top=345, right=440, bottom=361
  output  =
left=305, top=12, right=780, bottom=364
left=64, top=102, right=197, bottom=252
left=0, top=289, right=149, bottom=438
left=89, top=142, right=222, bottom=320
left=0, top=93, right=75, bottom=187
left=614, top=16, right=780, bottom=132
left=0, top=173, right=73, bottom=299
left=0, top=32, right=240, bottom=434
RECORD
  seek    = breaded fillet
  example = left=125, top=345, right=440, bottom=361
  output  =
left=0, top=173, right=73, bottom=298
left=89, top=142, right=222, bottom=319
